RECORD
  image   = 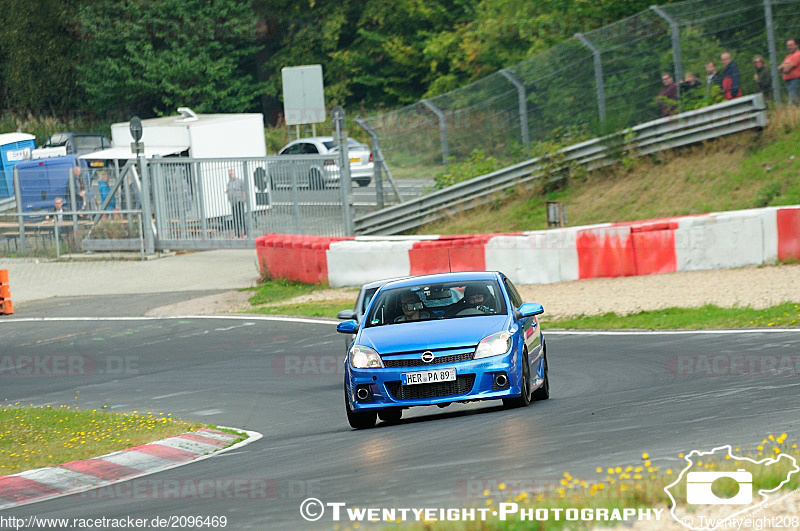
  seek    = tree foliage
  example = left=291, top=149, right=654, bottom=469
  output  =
left=0, top=0, right=683, bottom=121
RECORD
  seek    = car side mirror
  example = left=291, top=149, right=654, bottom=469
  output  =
left=337, top=320, right=358, bottom=334
left=337, top=309, right=356, bottom=320
left=514, top=303, right=544, bottom=320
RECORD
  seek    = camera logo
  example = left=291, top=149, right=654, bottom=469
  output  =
left=664, top=444, right=799, bottom=530
left=686, top=469, right=752, bottom=505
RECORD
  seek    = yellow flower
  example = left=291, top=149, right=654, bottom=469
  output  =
left=642, top=452, right=650, bottom=460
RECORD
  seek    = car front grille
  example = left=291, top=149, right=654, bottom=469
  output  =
left=385, top=374, right=476, bottom=400
left=382, top=352, right=474, bottom=368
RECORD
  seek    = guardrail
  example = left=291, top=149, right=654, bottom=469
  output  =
left=353, top=94, right=768, bottom=235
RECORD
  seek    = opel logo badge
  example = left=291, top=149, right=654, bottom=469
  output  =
left=421, top=351, right=434, bottom=363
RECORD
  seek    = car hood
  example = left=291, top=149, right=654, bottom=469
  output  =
left=358, top=315, right=509, bottom=354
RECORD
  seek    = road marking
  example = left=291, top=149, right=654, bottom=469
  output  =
left=545, top=329, right=800, bottom=335
left=151, top=389, right=217, bottom=400
left=0, top=315, right=336, bottom=325
left=2, top=316, right=798, bottom=334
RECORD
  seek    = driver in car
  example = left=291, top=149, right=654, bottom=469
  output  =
left=462, top=284, right=496, bottom=314
left=395, top=291, right=431, bottom=322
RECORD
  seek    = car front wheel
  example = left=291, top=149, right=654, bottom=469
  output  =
left=345, top=382, right=377, bottom=429
left=503, top=348, right=531, bottom=408
left=532, top=340, right=549, bottom=401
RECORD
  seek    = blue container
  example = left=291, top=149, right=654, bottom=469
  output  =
left=0, top=133, right=37, bottom=199
left=15, top=155, right=83, bottom=212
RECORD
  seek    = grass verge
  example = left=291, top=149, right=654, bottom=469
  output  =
left=245, top=278, right=321, bottom=306
left=245, top=284, right=800, bottom=330
left=408, top=435, right=799, bottom=530
left=245, top=278, right=356, bottom=318
left=541, top=302, right=800, bottom=330
left=0, top=404, right=202, bottom=475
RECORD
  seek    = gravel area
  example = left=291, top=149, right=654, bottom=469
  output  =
left=517, top=263, right=800, bottom=319
left=145, top=263, right=800, bottom=319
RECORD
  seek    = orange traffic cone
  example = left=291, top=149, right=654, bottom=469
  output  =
left=0, top=269, right=13, bottom=315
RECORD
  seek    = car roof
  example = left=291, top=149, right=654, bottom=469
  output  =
left=361, top=276, right=408, bottom=290
left=381, top=271, right=501, bottom=290
left=284, top=136, right=365, bottom=145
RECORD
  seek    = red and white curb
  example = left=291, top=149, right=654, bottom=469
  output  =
left=0, top=427, right=261, bottom=510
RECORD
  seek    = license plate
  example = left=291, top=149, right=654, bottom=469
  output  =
left=349, top=157, right=360, bottom=163
left=402, top=367, right=456, bottom=386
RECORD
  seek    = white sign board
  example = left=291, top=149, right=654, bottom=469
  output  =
left=7, top=147, right=31, bottom=161
left=282, top=65, right=326, bottom=126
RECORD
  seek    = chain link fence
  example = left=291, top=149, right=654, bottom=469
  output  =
left=362, top=0, right=800, bottom=178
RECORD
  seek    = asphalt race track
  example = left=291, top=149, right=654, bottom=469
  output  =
left=2, top=315, right=799, bottom=529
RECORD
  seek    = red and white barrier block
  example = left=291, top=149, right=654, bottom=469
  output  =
left=255, top=205, right=800, bottom=287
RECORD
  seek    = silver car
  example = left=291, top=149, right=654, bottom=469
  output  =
left=274, top=136, right=373, bottom=189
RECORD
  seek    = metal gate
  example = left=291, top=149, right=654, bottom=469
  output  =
left=76, top=155, right=351, bottom=253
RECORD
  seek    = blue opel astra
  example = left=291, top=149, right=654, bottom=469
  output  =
left=337, top=271, right=548, bottom=429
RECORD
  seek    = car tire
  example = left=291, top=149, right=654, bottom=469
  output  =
left=503, top=348, right=531, bottom=408
left=356, top=178, right=371, bottom=187
left=309, top=169, right=324, bottom=190
left=531, top=339, right=550, bottom=401
left=378, top=408, right=402, bottom=423
left=345, top=382, right=377, bottom=429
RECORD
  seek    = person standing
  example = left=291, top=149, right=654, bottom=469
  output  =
left=778, top=38, right=800, bottom=105
left=753, top=55, right=772, bottom=100
left=658, top=72, right=679, bottom=117
left=720, top=52, right=742, bottom=99
left=705, top=61, right=722, bottom=99
left=226, top=169, right=247, bottom=238
left=97, top=170, right=116, bottom=210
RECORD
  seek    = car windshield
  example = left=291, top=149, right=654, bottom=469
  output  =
left=324, top=138, right=367, bottom=151
left=364, top=280, right=506, bottom=327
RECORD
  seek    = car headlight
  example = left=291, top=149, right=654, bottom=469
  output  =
left=474, top=332, right=512, bottom=359
left=349, top=345, right=384, bottom=369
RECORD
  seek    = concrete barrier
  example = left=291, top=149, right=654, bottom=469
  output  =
left=255, top=204, right=800, bottom=287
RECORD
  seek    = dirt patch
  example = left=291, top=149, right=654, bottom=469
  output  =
left=145, top=290, right=253, bottom=317
left=257, top=288, right=360, bottom=308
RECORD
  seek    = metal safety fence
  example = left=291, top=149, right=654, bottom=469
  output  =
left=147, top=156, right=349, bottom=249
left=1, top=155, right=353, bottom=256
left=354, top=94, right=768, bottom=235
left=360, top=0, right=800, bottom=175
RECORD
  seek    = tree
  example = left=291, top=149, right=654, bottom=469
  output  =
left=0, top=0, right=83, bottom=112
left=77, top=0, right=266, bottom=118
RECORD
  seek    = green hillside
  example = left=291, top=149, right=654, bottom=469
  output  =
left=417, top=107, right=800, bottom=234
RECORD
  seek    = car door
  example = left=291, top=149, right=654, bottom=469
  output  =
left=273, top=143, right=303, bottom=187
left=504, top=277, right=540, bottom=358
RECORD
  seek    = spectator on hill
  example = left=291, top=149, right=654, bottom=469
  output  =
left=778, top=38, right=800, bottom=105
left=680, top=72, right=701, bottom=94
left=753, top=55, right=772, bottom=100
left=705, top=61, right=722, bottom=95
left=658, top=72, right=679, bottom=117
left=720, top=53, right=742, bottom=99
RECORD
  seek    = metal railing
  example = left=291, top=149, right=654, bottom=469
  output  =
left=354, top=94, right=768, bottom=235
left=360, top=0, right=799, bottom=177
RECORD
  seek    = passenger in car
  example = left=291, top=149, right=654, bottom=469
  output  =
left=462, top=284, right=497, bottom=313
left=394, top=291, right=431, bottom=322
